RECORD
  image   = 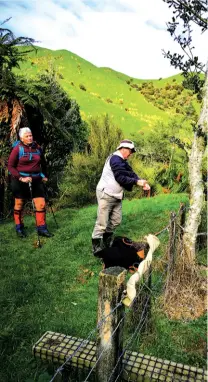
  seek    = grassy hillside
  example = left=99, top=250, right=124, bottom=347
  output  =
left=16, top=46, right=191, bottom=136
left=0, top=194, right=206, bottom=382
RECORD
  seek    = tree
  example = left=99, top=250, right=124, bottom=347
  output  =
left=163, top=0, right=207, bottom=264
left=0, top=21, right=36, bottom=216
left=0, top=23, right=88, bottom=215
left=163, top=0, right=207, bottom=94
left=0, top=20, right=35, bottom=142
left=16, top=71, right=88, bottom=182
left=161, top=0, right=207, bottom=320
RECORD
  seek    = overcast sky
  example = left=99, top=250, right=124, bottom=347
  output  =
left=1, top=0, right=207, bottom=79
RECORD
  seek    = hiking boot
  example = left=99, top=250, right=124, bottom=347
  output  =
left=92, top=238, right=103, bottom=256
left=37, top=225, right=54, bottom=238
left=16, top=229, right=27, bottom=238
left=103, top=232, right=114, bottom=248
left=16, top=224, right=27, bottom=238
left=38, top=229, right=54, bottom=238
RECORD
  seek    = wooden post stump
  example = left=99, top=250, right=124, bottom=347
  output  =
left=96, top=266, right=126, bottom=382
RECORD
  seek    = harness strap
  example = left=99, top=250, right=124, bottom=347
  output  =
left=15, top=141, right=41, bottom=159
left=122, top=238, right=145, bottom=259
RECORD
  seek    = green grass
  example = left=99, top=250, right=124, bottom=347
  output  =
left=16, top=46, right=178, bottom=136
left=0, top=193, right=206, bottom=381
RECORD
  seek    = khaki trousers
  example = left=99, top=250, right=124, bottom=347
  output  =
left=92, top=190, right=122, bottom=239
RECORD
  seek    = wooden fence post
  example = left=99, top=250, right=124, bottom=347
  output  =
left=166, top=204, right=186, bottom=294
left=96, top=266, right=127, bottom=382
left=167, top=211, right=177, bottom=275
left=168, top=204, right=186, bottom=273
left=143, top=264, right=152, bottom=331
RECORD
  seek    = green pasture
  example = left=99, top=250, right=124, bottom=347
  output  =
left=0, top=193, right=206, bottom=381
left=17, top=47, right=174, bottom=135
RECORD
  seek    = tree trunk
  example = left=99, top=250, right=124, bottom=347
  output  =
left=10, top=99, right=25, bottom=143
left=183, top=65, right=208, bottom=263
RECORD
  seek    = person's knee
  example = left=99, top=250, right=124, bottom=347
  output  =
left=14, top=198, right=24, bottom=210
left=111, top=216, right=122, bottom=228
left=33, top=197, right=46, bottom=211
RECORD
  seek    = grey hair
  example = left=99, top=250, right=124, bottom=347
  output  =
left=19, top=127, right=32, bottom=138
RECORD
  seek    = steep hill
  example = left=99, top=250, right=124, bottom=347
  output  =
left=17, top=46, right=198, bottom=137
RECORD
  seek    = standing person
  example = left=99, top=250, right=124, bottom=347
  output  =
left=92, top=139, right=150, bottom=255
left=8, top=127, right=53, bottom=238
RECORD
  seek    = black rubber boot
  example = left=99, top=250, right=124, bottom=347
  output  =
left=38, top=230, right=54, bottom=238
left=92, top=238, right=103, bottom=256
left=37, top=225, right=54, bottom=237
left=103, top=232, right=114, bottom=248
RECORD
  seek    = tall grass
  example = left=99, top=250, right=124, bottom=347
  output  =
left=0, top=193, right=206, bottom=381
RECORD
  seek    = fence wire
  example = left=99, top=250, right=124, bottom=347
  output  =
left=46, top=264, right=168, bottom=382
left=41, top=203, right=206, bottom=382
left=108, top=296, right=151, bottom=382
left=106, top=269, right=168, bottom=382
left=83, top=314, right=126, bottom=382
left=49, top=301, right=123, bottom=382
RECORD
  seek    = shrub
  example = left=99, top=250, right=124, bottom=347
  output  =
left=79, top=84, right=86, bottom=91
left=58, top=115, right=123, bottom=207
left=130, top=84, right=139, bottom=89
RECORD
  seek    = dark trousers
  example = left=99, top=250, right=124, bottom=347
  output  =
left=11, top=178, right=45, bottom=199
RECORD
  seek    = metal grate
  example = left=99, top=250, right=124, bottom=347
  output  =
left=123, top=350, right=207, bottom=381
left=33, top=331, right=96, bottom=370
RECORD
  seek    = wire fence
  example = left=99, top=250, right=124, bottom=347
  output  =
left=33, top=203, right=207, bottom=382
left=49, top=301, right=123, bottom=382
left=41, top=258, right=207, bottom=382
left=45, top=263, right=174, bottom=382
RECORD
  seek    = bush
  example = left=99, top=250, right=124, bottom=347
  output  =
left=58, top=115, right=123, bottom=207
left=79, top=84, right=86, bottom=91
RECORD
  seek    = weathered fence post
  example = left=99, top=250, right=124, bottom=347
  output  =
left=143, top=264, right=152, bottom=331
left=96, top=266, right=127, bottom=382
left=168, top=204, right=186, bottom=274
left=165, top=203, right=186, bottom=296
left=177, top=202, right=186, bottom=238
left=167, top=211, right=177, bottom=276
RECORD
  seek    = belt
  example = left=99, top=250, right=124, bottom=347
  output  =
left=19, top=172, right=45, bottom=178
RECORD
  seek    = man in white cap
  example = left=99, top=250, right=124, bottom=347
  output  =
left=91, top=139, right=150, bottom=255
